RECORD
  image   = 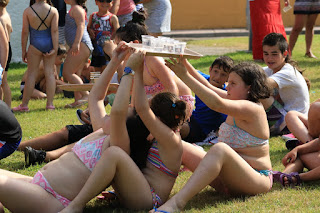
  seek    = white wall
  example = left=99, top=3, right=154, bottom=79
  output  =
left=7, top=0, right=97, bottom=62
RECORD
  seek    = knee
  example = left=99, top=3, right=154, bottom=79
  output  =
left=292, top=25, right=303, bottom=33
left=309, top=102, right=320, bottom=116
left=103, top=146, right=127, bottom=159
left=285, top=111, right=299, bottom=123
left=207, top=142, right=231, bottom=157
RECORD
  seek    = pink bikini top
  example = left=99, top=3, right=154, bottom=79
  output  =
left=143, top=58, right=175, bottom=96
left=72, top=135, right=107, bottom=171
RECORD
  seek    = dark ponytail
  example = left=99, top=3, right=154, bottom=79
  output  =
left=115, top=8, right=149, bottom=43
left=126, top=109, right=151, bottom=170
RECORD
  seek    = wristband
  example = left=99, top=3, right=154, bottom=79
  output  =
left=120, top=67, right=135, bottom=82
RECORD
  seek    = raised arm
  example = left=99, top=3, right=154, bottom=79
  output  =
left=145, top=56, right=179, bottom=95
left=89, top=42, right=130, bottom=132
left=166, top=57, right=261, bottom=122
left=182, top=58, right=227, bottom=98
left=131, top=50, right=181, bottom=150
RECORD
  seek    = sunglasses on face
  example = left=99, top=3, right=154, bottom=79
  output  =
left=98, top=0, right=112, bottom=3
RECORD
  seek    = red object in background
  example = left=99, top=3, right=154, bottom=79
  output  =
left=250, top=0, right=288, bottom=60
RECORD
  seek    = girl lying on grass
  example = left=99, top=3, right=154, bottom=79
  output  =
left=150, top=59, right=273, bottom=213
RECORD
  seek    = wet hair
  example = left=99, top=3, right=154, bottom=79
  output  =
left=231, top=62, right=271, bottom=103
left=126, top=109, right=151, bottom=170
left=115, top=8, right=149, bottom=42
left=262, top=32, right=311, bottom=90
left=211, top=56, right=234, bottom=74
left=30, top=0, right=52, bottom=6
left=150, top=92, right=187, bottom=131
left=57, top=45, right=67, bottom=56
left=0, top=0, right=9, bottom=7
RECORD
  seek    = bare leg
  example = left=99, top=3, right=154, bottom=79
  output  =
left=181, top=141, right=206, bottom=171
left=285, top=111, right=312, bottom=143
left=283, top=158, right=304, bottom=174
left=18, top=127, right=69, bottom=151
left=30, top=88, right=47, bottom=99
left=21, top=46, right=43, bottom=107
left=0, top=173, right=64, bottom=212
left=304, top=14, right=318, bottom=58
left=151, top=143, right=271, bottom=212
left=308, top=101, right=320, bottom=138
left=1, top=71, right=11, bottom=108
left=60, top=146, right=153, bottom=213
left=63, top=43, right=90, bottom=105
left=289, top=14, right=305, bottom=54
left=43, top=53, right=57, bottom=108
left=45, top=143, right=75, bottom=162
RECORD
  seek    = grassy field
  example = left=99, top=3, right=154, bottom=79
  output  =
left=2, top=35, right=320, bottom=212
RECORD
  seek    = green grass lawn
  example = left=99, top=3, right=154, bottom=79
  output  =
left=2, top=35, right=320, bottom=212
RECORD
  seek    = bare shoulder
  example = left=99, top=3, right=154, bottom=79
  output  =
left=51, top=6, right=58, bottom=15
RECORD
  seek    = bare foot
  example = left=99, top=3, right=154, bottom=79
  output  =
left=149, top=196, right=185, bottom=213
left=305, top=52, right=317, bottom=58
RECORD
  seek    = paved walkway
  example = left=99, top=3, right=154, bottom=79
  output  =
left=163, top=28, right=250, bottom=56
left=164, top=27, right=320, bottom=39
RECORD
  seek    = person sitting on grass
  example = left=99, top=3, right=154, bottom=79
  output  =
left=260, top=32, right=310, bottom=137
left=180, top=56, right=233, bottom=145
left=0, top=44, right=187, bottom=212
left=149, top=58, right=272, bottom=213
left=282, top=99, right=320, bottom=150
left=273, top=135, right=320, bottom=187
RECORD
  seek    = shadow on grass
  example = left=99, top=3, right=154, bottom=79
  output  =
left=184, top=188, right=254, bottom=212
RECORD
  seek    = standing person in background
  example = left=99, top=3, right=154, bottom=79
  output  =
left=110, top=0, right=135, bottom=26
left=288, top=0, right=320, bottom=58
left=140, top=0, right=172, bottom=37
left=88, top=0, right=120, bottom=72
left=51, top=0, right=67, bottom=44
left=13, top=0, right=58, bottom=112
left=51, top=0, right=67, bottom=77
left=249, top=0, right=287, bottom=61
left=0, top=0, right=12, bottom=108
left=63, top=0, right=93, bottom=108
